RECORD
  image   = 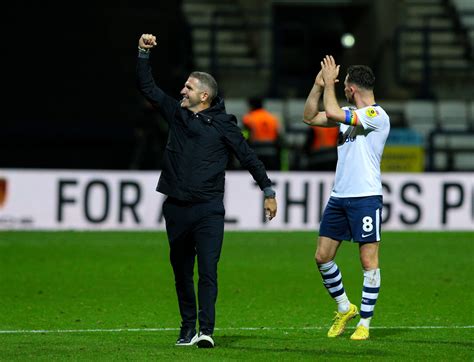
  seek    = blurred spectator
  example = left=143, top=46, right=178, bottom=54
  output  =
left=129, top=98, right=169, bottom=170
left=242, top=97, right=282, bottom=170
left=304, top=126, right=339, bottom=171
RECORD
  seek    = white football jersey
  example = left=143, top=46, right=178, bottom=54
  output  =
left=331, top=104, right=390, bottom=198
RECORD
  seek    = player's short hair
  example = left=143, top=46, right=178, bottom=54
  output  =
left=190, top=71, right=218, bottom=103
left=346, top=65, right=375, bottom=90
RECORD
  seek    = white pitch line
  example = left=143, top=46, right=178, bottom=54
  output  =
left=0, top=325, right=473, bottom=335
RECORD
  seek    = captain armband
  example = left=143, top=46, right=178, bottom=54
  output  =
left=343, top=110, right=358, bottom=126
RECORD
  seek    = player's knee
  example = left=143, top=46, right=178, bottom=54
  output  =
left=360, top=254, right=378, bottom=270
left=315, top=249, right=331, bottom=265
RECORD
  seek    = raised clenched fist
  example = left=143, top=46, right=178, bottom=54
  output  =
left=139, top=34, right=157, bottom=49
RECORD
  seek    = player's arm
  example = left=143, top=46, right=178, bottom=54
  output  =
left=322, top=55, right=359, bottom=127
left=220, top=117, right=277, bottom=220
left=303, top=70, right=339, bottom=127
left=136, top=33, right=179, bottom=122
left=302, top=111, right=334, bottom=127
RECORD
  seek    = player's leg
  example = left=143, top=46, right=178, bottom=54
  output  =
left=163, top=197, right=199, bottom=345
left=169, top=237, right=199, bottom=345
left=351, top=241, right=380, bottom=340
left=193, top=197, right=225, bottom=348
left=315, top=236, right=348, bottom=311
left=347, top=196, right=382, bottom=340
left=317, top=197, right=358, bottom=337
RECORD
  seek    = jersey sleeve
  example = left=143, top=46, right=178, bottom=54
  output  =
left=354, top=106, right=386, bottom=131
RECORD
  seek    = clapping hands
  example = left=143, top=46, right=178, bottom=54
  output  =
left=320, top=55, right=340, bottom=85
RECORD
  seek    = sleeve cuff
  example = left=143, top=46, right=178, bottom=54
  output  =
left=138, top=47, right=150, bottom=59
left=263, top=187, right=276, bottom=198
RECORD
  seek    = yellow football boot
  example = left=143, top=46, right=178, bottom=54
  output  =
left=350, top=325, right=370, bottom=340
left=327, top=303, right=358, bottom=337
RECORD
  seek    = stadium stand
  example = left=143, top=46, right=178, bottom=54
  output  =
left=437, top=100, right=470, bottom=130
left=2, top=0, right=473, bottom=171
left=451, top=0, right=474, bottom=55
left=404, top=101, right=438, bottom=142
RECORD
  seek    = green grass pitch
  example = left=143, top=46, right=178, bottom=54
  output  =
left=0, top=231, right=473, bottom=360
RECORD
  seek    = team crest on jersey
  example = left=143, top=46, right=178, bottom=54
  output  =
left=365, top=107, right=378, bottom=118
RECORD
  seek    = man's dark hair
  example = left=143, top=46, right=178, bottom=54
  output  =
left=346, top=65, right=375, bottom=90
left=248, top=97, right=263, bottom=110
left=190, top=71, right=218, bottom=102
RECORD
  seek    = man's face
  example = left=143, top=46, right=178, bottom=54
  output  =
left=344, top=75, right=355, bottom=104
left=180, top=77, right=205, bottom=111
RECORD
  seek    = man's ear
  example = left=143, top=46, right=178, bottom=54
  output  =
left=201, top=91, right=209, bottom=103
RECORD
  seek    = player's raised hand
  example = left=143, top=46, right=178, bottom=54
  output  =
left=321, top=55, right=340, bottom=85
left=139, top=34, right=157, bottom=49
left=316, top=66, right=339, bottom=87
left=315, top=69, right=325, bottom=87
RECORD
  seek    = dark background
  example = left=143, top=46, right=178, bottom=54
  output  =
left=1, top=1, right=193, bottom=169
left=2, top=1, right=439, bottom=171
left=271, top=3, right=368, bottom=98
left=2, top=1, right=379, bottom=171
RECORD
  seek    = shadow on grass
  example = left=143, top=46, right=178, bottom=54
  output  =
left=372, top=329, right=474, bottom=349
left=402, top=338, right=474, bottom=348
left=370, top=328, right=408, bottom=338
left=216, top=334, right=393, bottom=358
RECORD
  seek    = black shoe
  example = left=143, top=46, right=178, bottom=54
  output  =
left=195, top=331, right=214, bottom=348
left=175, top=328, right=197, bottom=346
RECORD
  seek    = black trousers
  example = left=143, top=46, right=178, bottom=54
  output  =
left=162, top=196, right=225, bottom=335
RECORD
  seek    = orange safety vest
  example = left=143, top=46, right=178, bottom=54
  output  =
left=310, top=126, right=339, bottom=151
left=242, top=109, right=280, bottom=142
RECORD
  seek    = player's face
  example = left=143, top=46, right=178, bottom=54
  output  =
left=180, top=77, right=206, bottom=111
left=344, top=75, right=355, bottom=104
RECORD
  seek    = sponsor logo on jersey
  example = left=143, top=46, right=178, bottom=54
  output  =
left=366, top=107, right=378, bottom=118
